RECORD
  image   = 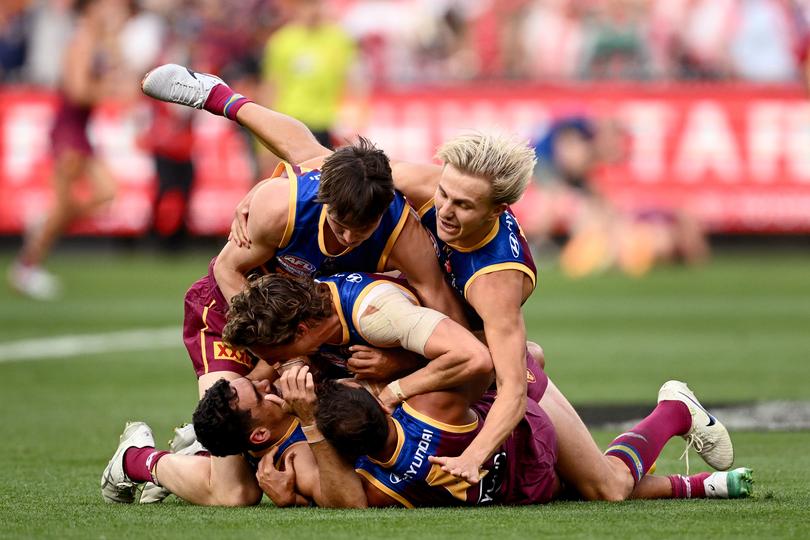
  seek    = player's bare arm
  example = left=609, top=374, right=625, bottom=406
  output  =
left=234, top=102, right=332, bottom=167
left=213, top=179, right=289, bottom=303
left=374, top=312, right=494, bottom=410
left=390, top=161, right=442, bottom=210
left=385, top=212, right=468, bottom=327
left=430, top=270, right=530, bottom=483
left=272, top=366, right=368, bottom=508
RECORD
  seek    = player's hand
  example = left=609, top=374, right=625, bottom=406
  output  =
left=229, top=190, right=254, bottom=248
left=347, top=345, right=404, bottom=381
left=428, top=453, right=483, bottom=485
left=256, top=447, right=298, bottom=507
left=272, top=364, right=317, bottom=424
left=375, top=385, right=398, bottom=414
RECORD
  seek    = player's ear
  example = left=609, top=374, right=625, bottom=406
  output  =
left=488, top=202, right=508, bottom=220
left=295, top=323, right=309, bottom=338
left=250, top=427, right=270, bottom=446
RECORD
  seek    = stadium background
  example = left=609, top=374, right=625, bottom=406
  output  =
left=1, top=0, right=809, bottom=538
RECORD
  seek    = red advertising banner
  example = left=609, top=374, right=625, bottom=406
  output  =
left=1, top=83, right=809, bottom=235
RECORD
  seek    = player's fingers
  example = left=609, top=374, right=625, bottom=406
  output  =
left=265, top=393, right=289, bottom=411
left=295, top=364, right=310, bottom=388
left=348, top=345, right=373, bottom=353
left=347, top=357, right=373, bottom=370
left=349, top=350, right=375, bottom=361
left=305, top=372, right=315, bottom=393
left=427, top=455, right=446, bottom=465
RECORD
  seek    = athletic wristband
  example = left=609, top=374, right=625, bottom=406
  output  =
left=302, top=423, right=324, bottom=444
left=387, top=380, right=407, bottom=403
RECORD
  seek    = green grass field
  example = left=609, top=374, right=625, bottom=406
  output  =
left=1, top=249, right=809, bottom=539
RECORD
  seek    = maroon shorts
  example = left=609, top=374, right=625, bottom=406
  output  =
left=50, top=99, right=93, bottom=157
left=183, top=258, right=256, bottom=377
left=526, top=349, right=548, bottom=402
left=473, top=396, right=559, bottom=505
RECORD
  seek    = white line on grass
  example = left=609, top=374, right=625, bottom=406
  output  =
left=0, top=326, right=182, bottom=363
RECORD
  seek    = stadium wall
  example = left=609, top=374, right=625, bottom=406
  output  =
left=1, top=83, right=809, bottom=236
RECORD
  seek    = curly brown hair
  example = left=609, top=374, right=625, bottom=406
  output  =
left=223, top=274, right=333, bottom=349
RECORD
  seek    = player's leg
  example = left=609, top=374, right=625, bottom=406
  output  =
left=141, top=64, right=329, bottom=165
left=102, top=422, right=260, bottom=506
left=630, top=468, right=753, bottom=500
left=9, top=150, right=85, bottom=299
left=538, top=379, right=635, bottom=501
left=152, top=454, right=262, bottom=506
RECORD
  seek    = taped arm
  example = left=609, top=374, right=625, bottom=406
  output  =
left=358, top=291, right=492, bottom=403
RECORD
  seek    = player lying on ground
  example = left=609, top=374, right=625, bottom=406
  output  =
left=103, top=272, right=746, bottom=506
left=291, top=366, right=752, bottom=507
left=132, top=67, right=470, bottom=503
left=101, top=270, right=495, bottom=505
left=141, top=63, right=639, bottom=500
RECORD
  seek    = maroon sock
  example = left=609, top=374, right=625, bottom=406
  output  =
left=605, top=401, right=691, bottom=484
left=202, top=84, right=251, bottom=121
left=123, top=447, right=169, bottom=484
left=668, top=472, right=711, bottom=498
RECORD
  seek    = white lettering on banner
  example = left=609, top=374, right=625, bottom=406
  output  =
left=786, top=104, right=810, bottom=183
left=748, top=102, right=786, bottom=182
left=3, top=104, right=51, bottom=183
left=674, top=101, right=742, bottom=183
left=620, top=101, right=671, bottom=182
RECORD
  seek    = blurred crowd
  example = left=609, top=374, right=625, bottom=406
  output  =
left=3, top=0, right=810, bottom=88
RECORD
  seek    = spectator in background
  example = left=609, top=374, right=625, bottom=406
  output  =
left=520, top=116, right=709, bottom=279
left=259, top=0, right=357, bottom=155
left=0, top=0, right=31, bottom=82
left=579, top=0, right=652, bottom=80
left=7, top=0, right=135, bottom=300
left=22, top=0, right=74, bottom=88
left=730, top=0, right=799, bottom=82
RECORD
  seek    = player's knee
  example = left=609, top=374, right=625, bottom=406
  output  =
left=580, top=472, right=633, bottom=502
left=526, top=341, right=545, bottom=370
left=215, top=483, right=262, bottom=507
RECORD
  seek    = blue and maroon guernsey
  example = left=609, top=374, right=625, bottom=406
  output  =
left=354, top=402, right=507, bottom=508
left=419, top=202, right=536, bottom=324
left=244, top=419, right=306, bottom=470
left=315, top=272, right=418, bottom=374
left=355, top=398, right=559, bottom=508
left=264, top=162, right=410, bottom=279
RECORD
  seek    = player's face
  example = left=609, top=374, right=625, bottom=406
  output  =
left=434, top=165, right=504, bottom=246
left=248, top=324, right=324, bottom=363
left=325, top=212, right=382, bottom=248
left=230, top=378, right=284, bottom=427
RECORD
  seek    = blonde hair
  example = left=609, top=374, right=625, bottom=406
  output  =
left=435, top=132, right=537, bottom=206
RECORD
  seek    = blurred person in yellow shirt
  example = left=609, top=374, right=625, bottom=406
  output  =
left=260, top=0, right=357, bottom=154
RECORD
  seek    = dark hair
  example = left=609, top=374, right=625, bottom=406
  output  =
left=317, top=137, right=394, bottom=228
left=315, top=380, right=389, bottom=461
left=192, top=378, right=253, bottom=457
left=223, top=274, right=333, bottom=349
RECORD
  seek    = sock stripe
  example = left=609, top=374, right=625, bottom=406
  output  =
left=223, top=94, right=245, bottom=119
left=606, top=444, right=644, bottom=482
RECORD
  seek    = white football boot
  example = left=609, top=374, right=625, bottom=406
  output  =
left=658, top=380, right=734, bottom=472
left=139, top=423, right=206, bottom=503
left=7, top=262, right=60, bottom=301
left=704, top=467, right=754, bottom=499
left=141, top=63, right=224, bottom=109
left=101, top=422, right=155, bottom=503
